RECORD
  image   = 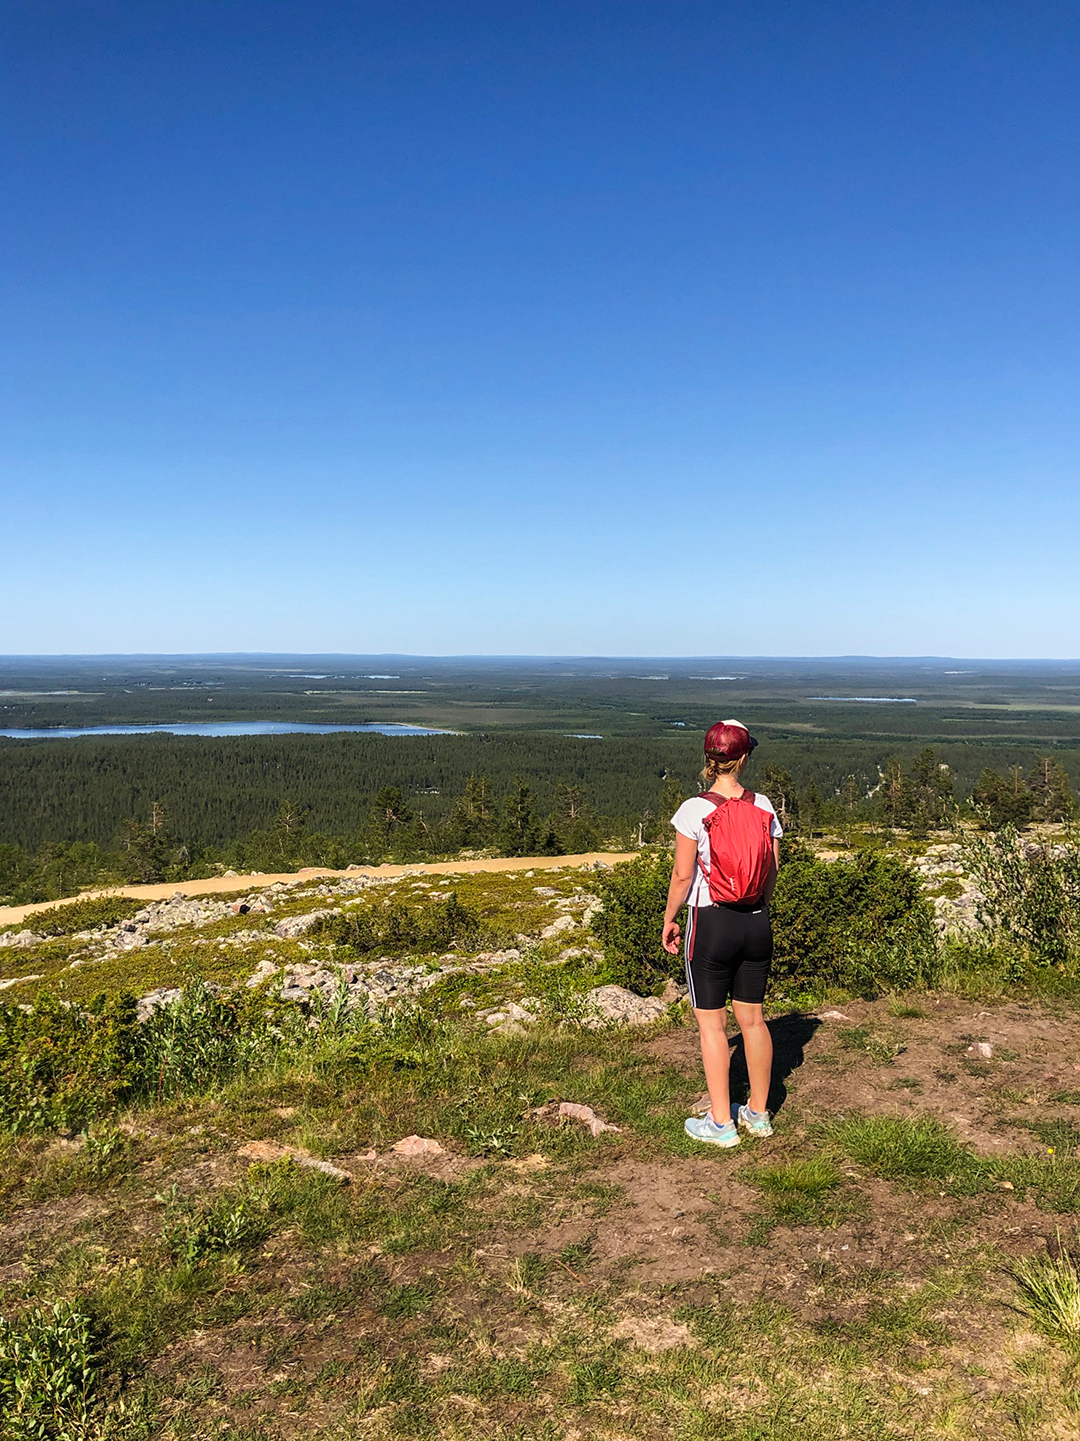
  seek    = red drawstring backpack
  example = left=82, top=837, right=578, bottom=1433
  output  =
left=696, top=790, right=774, bottom=904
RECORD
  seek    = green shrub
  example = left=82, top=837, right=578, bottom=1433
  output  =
left=587, top=842, right=935, bottom=998
left=159, top=1186, right=269, bottom=1266
left=16, top=896, right=142, bottom=937
left=316, top=894, right=481, bottom=956
left=770, top=842, right=936, bottom=996
left=0, top=1301, right=99, bottom=1440
left=0, top=982, right=285, bottom=1135
left=960, top=827, right=1080, bottom=965
left=588, top=848, right=675, bottom=993
left=0, top=990, right=140, bottom=1135
left=134, top=981, right=277, bottom=1102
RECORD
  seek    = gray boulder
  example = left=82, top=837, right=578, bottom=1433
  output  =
left=583, top=985, right=667, bottom=1028
left=273, top=909, right=337, bottom=938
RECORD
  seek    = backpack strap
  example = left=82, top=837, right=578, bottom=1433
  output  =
left=696, top=791, right=726, bottom=808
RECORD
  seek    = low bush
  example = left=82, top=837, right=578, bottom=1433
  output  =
left=135, top=980, right=280, bottom=1102
left=588, top=848, right=673, bottom=993
left=0, top=1301, right=99, bottom=1440
left=588, top=842, right=936, bottom=997
left=15, top=895, right=142, bottom=937
left=0, top=990, right=140, bottom=1134
left=960, top=826, right=1080, bottom=965
left=316, top=894, right=482, bottom=956
left=0, top=982, right=287, bottom=1135
left=769, top=841, right=936, bottom=996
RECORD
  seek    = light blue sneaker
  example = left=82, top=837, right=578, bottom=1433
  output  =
left=684, top=1113, right=740, bottom=1148
left=737, top=1104, right=773, bottom=1138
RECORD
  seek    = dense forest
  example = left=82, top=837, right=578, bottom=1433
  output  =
left=0, top=732, right=1074, bottom=904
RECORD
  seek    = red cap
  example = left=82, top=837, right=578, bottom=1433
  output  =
left=703, top=719, right=758, bottom=760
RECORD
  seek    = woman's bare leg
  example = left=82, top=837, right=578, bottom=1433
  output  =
left=694, top=1008, right=732, bottom=1124
left=732, top=1000, right=773, bottom=1114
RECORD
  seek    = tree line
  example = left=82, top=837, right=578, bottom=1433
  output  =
left=0, top=738, right=1074, bottom=906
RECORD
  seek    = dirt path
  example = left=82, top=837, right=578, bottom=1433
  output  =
left=0, top=852, right=637, bottom=928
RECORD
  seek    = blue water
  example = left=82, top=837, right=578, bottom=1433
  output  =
left=0, top=722, right=454, bottom=740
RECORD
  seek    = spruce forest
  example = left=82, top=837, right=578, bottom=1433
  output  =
left=1, top=656, right=1077, bottom=903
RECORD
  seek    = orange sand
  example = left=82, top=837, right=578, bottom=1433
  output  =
left=0, top=852, right=637, bottom=929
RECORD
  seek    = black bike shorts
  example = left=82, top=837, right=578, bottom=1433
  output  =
left=685, top=902, right=773, bottom=1010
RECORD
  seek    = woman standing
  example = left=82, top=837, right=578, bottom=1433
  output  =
left=661, top=720, right=782, bottom=1147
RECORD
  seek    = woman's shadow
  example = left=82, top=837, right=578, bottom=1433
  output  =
left=728, top=1011, right=821, bottom=1116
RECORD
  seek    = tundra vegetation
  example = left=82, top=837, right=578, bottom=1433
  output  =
left=2, top=822, right=1080, bottom=1439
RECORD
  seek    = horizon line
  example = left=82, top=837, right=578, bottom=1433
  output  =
left=2, top=652, right=1080, bottom=666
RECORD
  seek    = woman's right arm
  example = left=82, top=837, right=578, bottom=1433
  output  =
left=662, top=832, right=699, bottom=955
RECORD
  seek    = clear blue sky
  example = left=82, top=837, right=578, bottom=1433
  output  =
left=2, top=1, right=1078, bottom=656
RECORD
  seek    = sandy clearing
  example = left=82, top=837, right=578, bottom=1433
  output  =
left=0, top=852, right=637, bottom=928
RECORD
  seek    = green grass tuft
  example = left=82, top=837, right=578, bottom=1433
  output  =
left=1013, top=1236, right=1080, bottom=1347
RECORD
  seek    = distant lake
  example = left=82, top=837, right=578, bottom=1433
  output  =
left=0, top=722, right=454, bottom=740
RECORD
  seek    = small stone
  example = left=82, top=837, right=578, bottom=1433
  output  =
left=391, top=1135, right=445, bottom=1157
left=818, top=1009, right=852, bottom=1021
left=136, top=988, right=183, bottom=1022
left=532, top=1101, right=621, bottom=1137
left=238, top=1140, right=351, bottom=1182
left=230, top=900, right=250, bottom=915
left=223, top=869, right=238, bottom=877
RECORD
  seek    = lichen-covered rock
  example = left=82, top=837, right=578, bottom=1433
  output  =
left=583, top=985, right=667, bottom=1028
left=540, top=914, right=577, bottom=940
left=273, top=909, right=337, bottom=938
left=136, top=988, right=183, bottom=1022
left=478, top=1000, right=538, bottom=1034
left=0, top=930, right=45, bottom=949
left=246, top=959, right=280, bottom=988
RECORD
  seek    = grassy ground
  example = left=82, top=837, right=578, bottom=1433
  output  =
left=4, top=868, right=1080, bottom=1439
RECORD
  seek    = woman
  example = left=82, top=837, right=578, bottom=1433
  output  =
left=661, top=720, right=782, bottom=1147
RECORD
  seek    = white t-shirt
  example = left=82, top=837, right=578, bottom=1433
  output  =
left=671, top=791, right=783, bottom=907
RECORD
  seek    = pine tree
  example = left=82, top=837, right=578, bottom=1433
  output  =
left=760, top=765, right=799, bottom=831
left=908, top=748, right=953, bottom=833
left=369, top=786, right=412, bottom=854
left=971, top=766, right=1034, bottom=829
left=1028, top=756, right=1076, bottom=823
left=500, top=779, right=538, bottom=857
left=551, top=782, right=601, bottom=854
left=447, top=774, right=497, bottom=849
left=879, top=758, right=909, bottom=828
